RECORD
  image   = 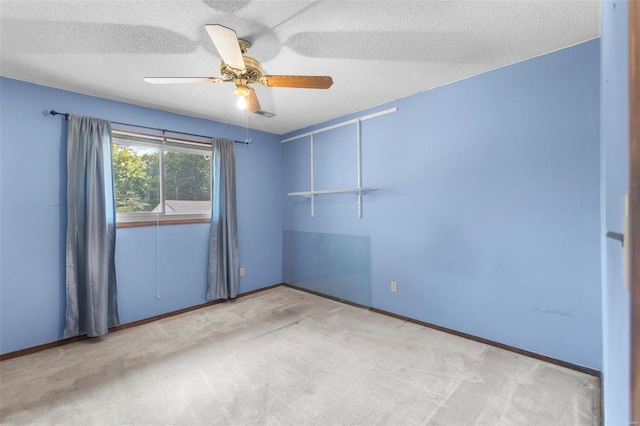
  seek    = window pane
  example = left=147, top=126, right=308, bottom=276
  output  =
left=112, top=144, right=160, bottom=213
left=163, top=150, right=211, bottom=214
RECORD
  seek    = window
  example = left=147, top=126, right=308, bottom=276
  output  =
left=112, top=131, right=212, bottom=224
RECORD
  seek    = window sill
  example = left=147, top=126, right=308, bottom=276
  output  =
left=116, top=218, right=211, bottom=228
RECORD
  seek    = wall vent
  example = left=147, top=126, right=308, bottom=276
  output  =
left=255, top=110, right=276, bottom=118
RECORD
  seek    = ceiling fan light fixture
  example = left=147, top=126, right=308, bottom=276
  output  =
left=237, top=96, right=247, bottom=110
left=233, top=84, right=250, bottom=97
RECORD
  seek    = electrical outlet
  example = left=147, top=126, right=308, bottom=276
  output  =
left=390, top=281, right=397, bottom=292
left=240, top=267, right=245, bottom=277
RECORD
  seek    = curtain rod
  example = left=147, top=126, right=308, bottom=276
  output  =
left=45, top=110, right=250, bottom=145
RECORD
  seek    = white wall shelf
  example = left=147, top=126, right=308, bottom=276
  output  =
left=284, top=107, right=395, bottom=218
left=287, top=188, right=376, bottom=198
left=288, top=186, right=377, bottom=218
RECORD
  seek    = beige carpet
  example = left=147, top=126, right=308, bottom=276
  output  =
left=0, top=286, right=600, bottom=425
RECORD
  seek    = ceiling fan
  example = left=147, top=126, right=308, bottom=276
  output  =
left=144, top=24, right=334, bottom=114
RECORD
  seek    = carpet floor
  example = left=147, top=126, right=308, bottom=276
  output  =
left=0, top=286, right=600, bottom=425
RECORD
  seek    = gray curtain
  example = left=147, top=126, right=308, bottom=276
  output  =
left=64, top=115, right=119, bottom=338
left=207, top=138, right=239, bottom=300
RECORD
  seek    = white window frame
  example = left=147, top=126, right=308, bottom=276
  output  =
left=112, top=130, right=212, bottom=224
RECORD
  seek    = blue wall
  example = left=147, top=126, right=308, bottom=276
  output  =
left=0, top=77, right=283, bottom=354
left=600, top=0, right=630, bottom=423
left=282, top=40, right=602, bottom=370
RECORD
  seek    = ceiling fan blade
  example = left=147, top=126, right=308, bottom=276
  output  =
left=260, top=75, right=333, bottom=89
left=205, top=24, right=246, bottom=72
left=246, top=87, right=261, bottom=113
left=144, top=77, right=223, bottom=84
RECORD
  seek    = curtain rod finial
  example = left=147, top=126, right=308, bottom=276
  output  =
left=46, top=109, right=69, bottom=120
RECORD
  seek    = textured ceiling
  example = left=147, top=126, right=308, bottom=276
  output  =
left=0, top=1, right=601, bottom=135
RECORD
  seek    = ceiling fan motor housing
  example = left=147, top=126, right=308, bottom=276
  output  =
left=220, top=56, right=263, bottom=82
